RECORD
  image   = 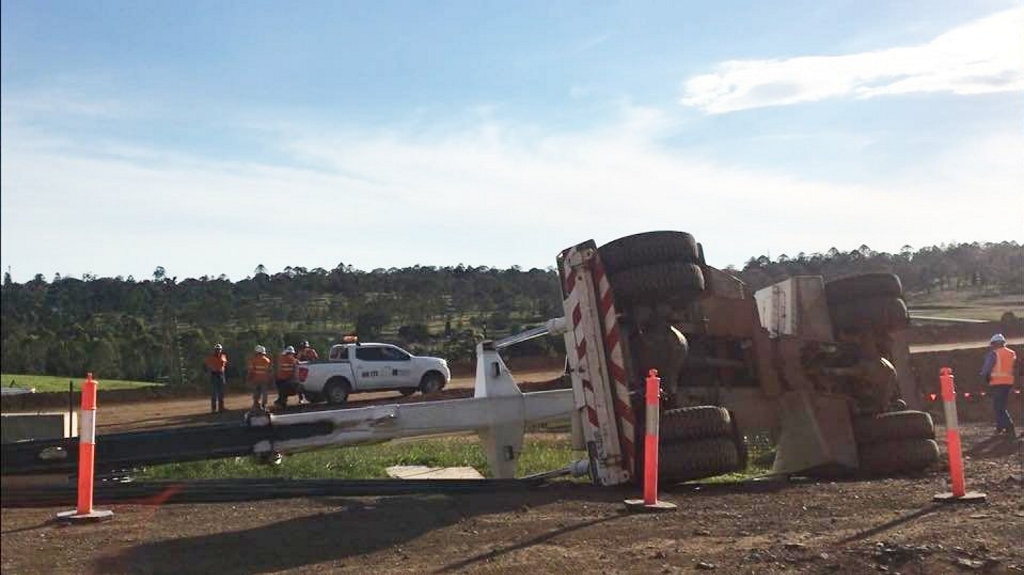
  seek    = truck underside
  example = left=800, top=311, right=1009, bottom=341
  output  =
left=572, top=231, right=938, bottom=483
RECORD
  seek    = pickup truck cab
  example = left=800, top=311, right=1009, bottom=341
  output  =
left=295, top=342, right=451, bottom=405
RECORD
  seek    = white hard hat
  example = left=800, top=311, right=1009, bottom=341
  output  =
left=255, top=345, right=267, bottom=354
left=284, top=346, right=295, bottom=354
left=990, top=333, right=1006, bottom=344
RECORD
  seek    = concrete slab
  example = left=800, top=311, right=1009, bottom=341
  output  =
left=2, top=412, right=77, bottom=443
left=385, top=465, right=485, bottom=479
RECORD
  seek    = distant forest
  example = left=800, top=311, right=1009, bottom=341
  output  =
left=2, top=241, right=1020, bottom=385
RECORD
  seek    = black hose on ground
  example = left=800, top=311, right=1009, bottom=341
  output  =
left=0, top=477, right=550, bottom=508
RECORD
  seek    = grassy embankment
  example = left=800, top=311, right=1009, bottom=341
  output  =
left=0, top=373, right=162, bottom=393
left=906, top=289, right=1023, bottom=321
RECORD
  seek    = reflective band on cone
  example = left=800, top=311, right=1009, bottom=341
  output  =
left=56, top=373, right=114, bottom=523
left=933, top=367, right=986, bottom=503
left=625, top=369, right=676, bottom=513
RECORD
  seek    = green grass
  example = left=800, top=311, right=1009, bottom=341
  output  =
left=137, top=433, right=775, bottom=483
left=693, top=439, right=775, bottom=484
left=138, top=435, right=582, bottom=480
left=906, top=289, right=1023, bottom=321
left=0, top=373, right=163, bottom=393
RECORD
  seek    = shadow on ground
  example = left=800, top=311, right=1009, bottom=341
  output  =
left=91, top=485, right=620, bottom=574
left=965, top=435, right=1023, bottom=459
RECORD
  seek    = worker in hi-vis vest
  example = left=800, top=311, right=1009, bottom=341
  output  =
left=980, top=333, right=1017, bottom=438
left=203, top=343, right=228, bottom=413
left=274, top=346, right=299, bottom=409
left=247, top=345, right=273, bottom=412
left=297, top=340, right=319, bottom=361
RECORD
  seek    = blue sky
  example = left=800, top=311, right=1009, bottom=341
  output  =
left=2, top=1, right=1021, bottom=281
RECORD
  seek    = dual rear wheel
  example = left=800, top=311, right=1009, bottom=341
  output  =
left=599, top=232, right=744, bottom=484
left=825, top=273, right=909, bottom=334
left=644, top=406, right=747, bottom=484
left=853, top=410, right=938, bottom=476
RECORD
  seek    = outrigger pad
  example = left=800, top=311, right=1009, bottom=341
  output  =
left=772, top=391, right=859, bottom=476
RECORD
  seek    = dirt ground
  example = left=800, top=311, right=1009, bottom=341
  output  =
left=84, top=367, right=566, bottom=433
left=2, top=420, right=1022, bottom=574
left=3, top=354, right=1024, bottom=574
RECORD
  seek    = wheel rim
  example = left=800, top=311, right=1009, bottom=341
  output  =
left=328, top=384, right=347, bottom=403
left=422, top=376, right=441, bottom=393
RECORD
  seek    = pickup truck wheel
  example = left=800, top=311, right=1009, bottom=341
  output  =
left=324, top=380, right=350, bottom=405
left=420, top=373, right=445, bottom=394
left=598, top=231, right=700, bottom=274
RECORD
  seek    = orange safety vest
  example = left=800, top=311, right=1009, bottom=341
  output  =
left=247, top=354, right=273, bottom=386
left=990, top=346, right=1017, bottom=386
left=204, top=352, right=227, bottom=373
left=276, top=353, right=298, bottom=380
left=298, top=347, right=319, bottom=361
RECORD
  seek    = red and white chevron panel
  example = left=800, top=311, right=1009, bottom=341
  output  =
left=590, top=256, right=636, bottom=474
left=557, top=243, right=635, bottom=484
left=559, top=245, right=602, bottom=434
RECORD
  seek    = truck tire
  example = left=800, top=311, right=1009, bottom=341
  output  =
left=825, top=273, right=903, bottom=305
left=608, top=261, right=705, bottom=309
left=598, top=231, right=700, bottom=274
left=420, top=372, right=445, bottom=394
left=659, top=406, right=733, bottom=442
left=853, top=410, right=935, bottom=445
left=658, top=437, right=744, bottom=483
left=324, top=379, right=351, bottom=405
left=858, top=438, right=939, bottom=476
left=629, top=324, right=688, bottom=400
left=831, top=296, right=909, bottom=333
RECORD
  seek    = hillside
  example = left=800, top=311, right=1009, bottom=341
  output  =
left=2, top=241, right=1020, bottom=385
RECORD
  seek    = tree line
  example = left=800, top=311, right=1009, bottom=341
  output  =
left=735, top=241, right=1022, bottom=293
left=2, top=241, right=1020, bottom=385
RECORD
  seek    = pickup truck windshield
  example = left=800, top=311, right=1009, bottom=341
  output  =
left=381, top=347, right=410, bottom=361
left=355, top=346, right=411, bottom=361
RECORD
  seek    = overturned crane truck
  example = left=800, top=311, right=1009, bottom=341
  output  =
left=559, top=231, right=938, bottom=485
left=1, top=230, right=937, bottom=487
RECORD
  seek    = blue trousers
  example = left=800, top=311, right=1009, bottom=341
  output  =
left=991, top=385, right=1014, bottom=430
left=209, top=372, right=226, bottom=412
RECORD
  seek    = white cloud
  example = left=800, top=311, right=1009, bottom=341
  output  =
left=3, top=103, right=1020, bottom=282
left=681, top=7, right=1024, bottom=114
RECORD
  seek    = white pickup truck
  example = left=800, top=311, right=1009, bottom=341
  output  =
left=294, top=342, right=451, bottom=404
